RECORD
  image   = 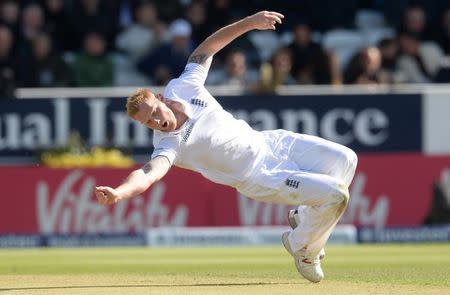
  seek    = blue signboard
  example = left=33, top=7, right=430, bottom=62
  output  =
left=0, top=93, right=422, bottom=157
left=219, top=94, right=422, bottom=153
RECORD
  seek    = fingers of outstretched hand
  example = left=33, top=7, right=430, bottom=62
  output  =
left=95, top=190, right=107, bottom=205
left=268, top=11, right=284, bottom=19
left=95, top=186, right=116, bottom=205
left=265, top=11, right=284, bottom=24
left=95, top=186, right=111, bottom=194
left=253, top=11, right=284, bottom=30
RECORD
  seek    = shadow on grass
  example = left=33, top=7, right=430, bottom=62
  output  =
left=0, top=282, right=298, bottom=291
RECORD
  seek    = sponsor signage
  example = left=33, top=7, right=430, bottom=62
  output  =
left=0, top=235, right=42, bottom=247
left=0, top=98, right=152, bottom=157
left=358, top=226, right=450, bottom=243
left=0, top=94, right=421, bottom=157
left=220, top=94, right=421, bottom=152
left=0, top=234, right=146, bottom=248
left=0, top=153, right=448, bottom=234
left=146, top=225, right=357, bottom=246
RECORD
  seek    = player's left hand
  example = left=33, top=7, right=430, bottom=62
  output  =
left=95, top=186, right=121, bottom=205
left=246, top=11, right=284, bottom=31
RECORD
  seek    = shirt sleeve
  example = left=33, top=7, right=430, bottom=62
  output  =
left=178, top=62, right=208, bottom=86
left=151, top=133, right=179, bottom=165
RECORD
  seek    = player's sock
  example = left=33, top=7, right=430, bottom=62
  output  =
left=288, top=208, right=325, bottom=260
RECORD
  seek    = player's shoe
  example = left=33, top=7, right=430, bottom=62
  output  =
left=288, top=209, right=325, bottom=260
left=282, top=231, right=324, bottom=283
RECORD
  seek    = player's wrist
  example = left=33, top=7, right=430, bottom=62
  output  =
left=114, top=187, right=127, bottom=201
left=241, top=16, right=258, bottom=31
left=115, top=195, right=123, bottom=203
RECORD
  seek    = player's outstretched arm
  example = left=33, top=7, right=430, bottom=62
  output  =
left=187, top=10, right=284, bottom=69
left=95, top=156, right=171, bottom=205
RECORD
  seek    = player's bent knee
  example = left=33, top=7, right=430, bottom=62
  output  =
left=329, top=181, right=350, bottom=208
left=339, top=185, right=350, bottom=215
left=340, top=148, right=358, bottom=187
left=341, top=185, right=350, bottom=207
left=340, top=147, right=357, bottom=171
left=347, top=149, right=358, bottom=173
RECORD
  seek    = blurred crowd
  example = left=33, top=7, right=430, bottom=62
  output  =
left=1, top=0, right=450, bottom=98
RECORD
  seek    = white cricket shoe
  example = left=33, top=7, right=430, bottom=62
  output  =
left=282, top=231, right=324, bottom=283
left=288, top=209, right=326, bottom=260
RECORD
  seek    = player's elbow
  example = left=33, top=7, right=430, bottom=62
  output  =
left=143, top=173, right=158, bottom=189
left=129, top=169, right=152, bottom=191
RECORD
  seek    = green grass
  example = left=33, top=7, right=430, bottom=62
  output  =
left=0, top=244, right=449, bottom=294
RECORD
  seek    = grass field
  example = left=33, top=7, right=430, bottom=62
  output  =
left=0, top=244, right=449, bottom=295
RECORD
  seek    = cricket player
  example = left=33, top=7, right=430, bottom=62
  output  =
left=95, top=11, right=357, bottom=283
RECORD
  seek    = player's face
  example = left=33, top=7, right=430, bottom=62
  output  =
left=133, top=92, right=177, bottom=132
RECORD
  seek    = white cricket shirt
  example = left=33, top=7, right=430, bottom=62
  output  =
left=151, top=63, right=266, bottom=187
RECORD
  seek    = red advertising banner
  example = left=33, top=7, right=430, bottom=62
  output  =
left=0, top=153, right=449, bottom=233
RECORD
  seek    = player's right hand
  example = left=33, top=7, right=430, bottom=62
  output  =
left=95, top=186, right=122, bottom=205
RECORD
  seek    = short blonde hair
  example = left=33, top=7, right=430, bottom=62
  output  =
left=126, top=88, right=149, bottom=117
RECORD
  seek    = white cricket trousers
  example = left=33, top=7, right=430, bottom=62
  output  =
left=237, top=129, right=358, bottom=257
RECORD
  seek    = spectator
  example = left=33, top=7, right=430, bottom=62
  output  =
left=343, top=47, right=384, bottom=84
left=41, top=0, right=73, bottom=51
left=287, top=20, right=334, bottom=84
left=206, top=49, right=259, bottom=89
left=309, top=0, right=357, bottom=32
left=71, top=32, right=114, bottom=87
left=205, top=0, right=233, bottom=33
left=1, top=1, right=450, bottom=88
left=103, top=0, right=143, bottom=31
left=397, top=32, right=444, bottom=83
left=18, top=33, right=71, bottom=87
left=185, top=0, right=209, bottom=47
left=18, top=3, right=46, bottom=57
left=258, top=47, right=296, bottom=94
left=377, top=38, right=403, bottom=83
left=151, top=0, right=182, bottom=23
left=138, top=19, right=194, bottom=85
left=328, top=51, right=343, bottom=85
left=398, top=3, right=432, bottom=41
left=0, top=25, right=17, bottom=98
left=0, top=0, right=20, bottom=36
left=70, top=0, right=115, bottom=51
left=116, top=1, right=166, bottom=62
